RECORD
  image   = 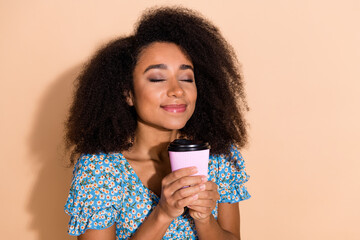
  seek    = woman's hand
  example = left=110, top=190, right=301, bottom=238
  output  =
left=187, top=181, right=220, bottom=221
left=157, top=167, right=207, bottom=221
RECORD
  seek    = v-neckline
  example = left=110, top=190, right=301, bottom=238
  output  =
left=117, top=152, right=160, bottom=200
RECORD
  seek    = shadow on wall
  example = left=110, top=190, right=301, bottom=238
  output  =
left=27, top=65, right=82, bottom=240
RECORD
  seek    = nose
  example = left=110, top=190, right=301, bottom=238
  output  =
left=167, top=78, right=184, bottom=98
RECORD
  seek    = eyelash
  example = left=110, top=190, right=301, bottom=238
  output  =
left=181, top=79, right=194, bottom=83
left=149, top=79, right=165, bottom=82
left=149, top=79, right=194, bottom=83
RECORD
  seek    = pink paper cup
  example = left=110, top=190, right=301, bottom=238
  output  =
left=168, top=139, right=210, bottom=178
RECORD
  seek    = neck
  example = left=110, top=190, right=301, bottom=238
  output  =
left=129, top=121, right=180, bottom=161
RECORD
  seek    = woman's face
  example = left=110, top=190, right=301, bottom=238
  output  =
left=129, top=42, right=197, bottom=131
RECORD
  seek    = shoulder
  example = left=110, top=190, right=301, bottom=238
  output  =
left=209, top=144, right=244, bottom=166
left=67, top=152, right=126, bottom=210
left=73, top=152, right=125, bottom=179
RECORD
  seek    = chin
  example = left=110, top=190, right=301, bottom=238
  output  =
left=158, top=119, right=189, bottom=130
left=163, top=123, right=187, bottom=131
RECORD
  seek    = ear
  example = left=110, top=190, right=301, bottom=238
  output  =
left=124, top=91, right=134, bottom=106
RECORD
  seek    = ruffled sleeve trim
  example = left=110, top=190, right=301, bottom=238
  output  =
left=216, top=145, right=251, bottom=203
left=66, top=205, right=121, bottom=236
left=218, top=182, right=251, bottom=203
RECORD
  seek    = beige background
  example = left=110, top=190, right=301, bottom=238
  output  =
left=1, top=0, right=359, bottom=239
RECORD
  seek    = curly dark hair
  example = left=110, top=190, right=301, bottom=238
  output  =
left=65, top=6, right=249, bottom=164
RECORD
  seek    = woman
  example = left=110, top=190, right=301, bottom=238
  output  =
left=64, top=6, right=250, bottom=240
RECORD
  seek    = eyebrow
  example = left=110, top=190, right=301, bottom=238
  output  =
left=143, top=64, right=194, bottom=73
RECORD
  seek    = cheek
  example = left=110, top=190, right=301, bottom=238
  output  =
left=134, top=84, right=154, bottom=102
left=191, top=89, right=198, bottom=115
left=141, top=88, right=163, bottom=104
left=133, top=87, right=162, bottom=114
left=189, top=88, right=197, bottom=104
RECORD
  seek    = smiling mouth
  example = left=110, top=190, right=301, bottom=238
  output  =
left=161, top=104, right=187, bottom=113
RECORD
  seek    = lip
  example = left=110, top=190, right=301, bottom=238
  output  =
left=161, top=104, right=187, bottom=113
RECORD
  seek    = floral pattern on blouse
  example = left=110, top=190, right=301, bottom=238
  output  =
left=64, top=145, right=250, bottom=239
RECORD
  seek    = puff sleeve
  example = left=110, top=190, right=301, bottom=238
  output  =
left=216, top=146, right=251, bottom=203
left=64, top=153, right=124, bottom=236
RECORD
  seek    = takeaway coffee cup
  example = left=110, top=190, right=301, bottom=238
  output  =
left=168, top=139, right=210, bottom=178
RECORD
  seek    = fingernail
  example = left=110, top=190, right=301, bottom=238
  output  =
left=193, top=194, right=198, bottom=200
left=199, top=184, right=205, bottom=191
left=201, top=176, right=207, bottom=182
left=191, top=167, right=198, bottom=173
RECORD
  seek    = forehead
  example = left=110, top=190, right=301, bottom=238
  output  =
left=136, top=42, right=193, bottom=67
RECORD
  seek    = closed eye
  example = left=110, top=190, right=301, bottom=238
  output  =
left=181, top=79, right=194, bottom=83
left=149, top=79, right=165, bottom=82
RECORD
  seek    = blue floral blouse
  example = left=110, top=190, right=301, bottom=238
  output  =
left=64, top=146, right=250, bottom=239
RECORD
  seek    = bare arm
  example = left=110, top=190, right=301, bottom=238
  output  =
left=78, top=225, right=116, bottom=240
left=194, top=202, right=240, bottom=240
left=187, top=181, right=241, bottom=240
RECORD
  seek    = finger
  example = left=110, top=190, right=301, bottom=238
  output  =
left=187, top=205, right=211, bottom=214
left=162, top=167, right=198, bottom=186
left=188, top=199, right=214, bottom=208
left=166, top=175, right=206, bottom=196
left=203, top=181, right=218, bottom=191
left=196, top=190, right=220, bottom=201
left=173, top=183, right=206, bottom=200
left=176, top=193, right=199, bottom=208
